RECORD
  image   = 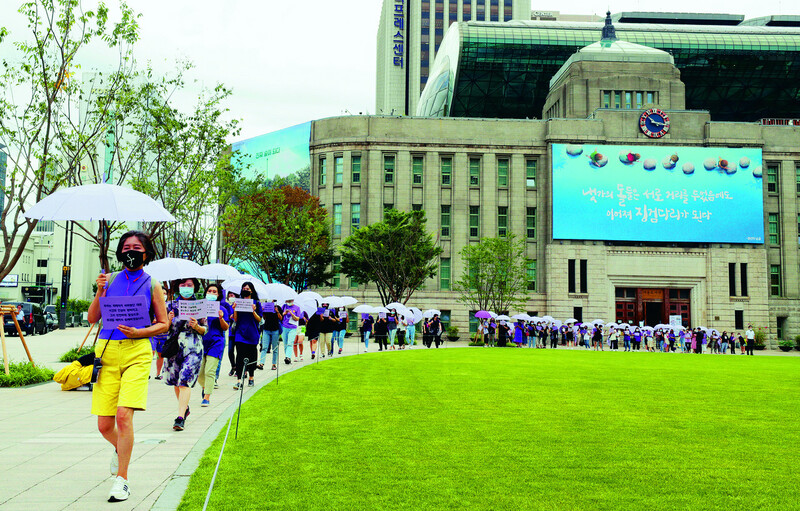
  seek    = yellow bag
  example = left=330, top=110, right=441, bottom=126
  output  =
left=53, top=361, right=94, bottom=391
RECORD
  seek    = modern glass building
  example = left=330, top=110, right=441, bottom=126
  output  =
left=417, top=20, right=800, bottom=121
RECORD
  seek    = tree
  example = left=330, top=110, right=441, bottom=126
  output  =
left=65, top=61, right=241, bottom=270
left=220, top=179, right=334, bottom=291
left=453, top=234, right=530, bottom=313
left=0, top=0, right=139, bottom=280
left=340, top=209, right=442, bottom=305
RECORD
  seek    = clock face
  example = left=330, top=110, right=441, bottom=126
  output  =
left=639, top=108, right=670, bottom=138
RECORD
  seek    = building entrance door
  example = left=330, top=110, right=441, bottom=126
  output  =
left=644, top=301, right=663, bottom=327
left=615, top=287, right=691, bottom=327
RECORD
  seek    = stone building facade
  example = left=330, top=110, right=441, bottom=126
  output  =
left=313, top=29, right=800, bottom=346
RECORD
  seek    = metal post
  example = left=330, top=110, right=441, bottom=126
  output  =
left=235, top=357, right=247, bottom=440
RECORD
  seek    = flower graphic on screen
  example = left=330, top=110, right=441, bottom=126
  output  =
left=587, top=149, right=608, bottom=168
left=618, top=151, right=641, bottom=165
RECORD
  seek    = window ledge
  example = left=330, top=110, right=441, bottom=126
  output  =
left=568, top=293, right=588, bottom=298
left=730, top=296, right=750, bottom=302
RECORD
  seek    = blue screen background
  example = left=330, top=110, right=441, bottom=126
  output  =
left=551, top=143, right=764, bottom=244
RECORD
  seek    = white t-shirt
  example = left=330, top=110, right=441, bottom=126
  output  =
left=745, top=329, right=755, bottom=340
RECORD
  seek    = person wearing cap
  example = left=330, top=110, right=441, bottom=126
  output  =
left=279, top=298, right=301, bottom=366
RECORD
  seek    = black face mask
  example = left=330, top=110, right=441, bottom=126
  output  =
left=119, top=250, right=145, bottom=270
left=241, top=290, right=251, bottom=298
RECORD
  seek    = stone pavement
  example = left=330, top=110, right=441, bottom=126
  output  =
left=0, top=327, right=416, bottom=511
left=1, top=328, right=795, bottom=510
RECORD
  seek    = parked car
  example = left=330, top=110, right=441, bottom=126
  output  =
left=3, top=301, right=47, bottom=336
left=44, top=305, right=58, bottom=331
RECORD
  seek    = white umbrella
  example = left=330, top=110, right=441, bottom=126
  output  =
left=565, top=318, right=578, bottom=324
left=339, top=296, right=358, bottom=307
left=25, top=183, right=176, bottom=222
left=298, top=291, right=323, bottom=304
left=385, top=302, right=405, bottom=310
left=321, top=295, right=342, bottom=307
left=407, top=306, right=424, bottom=323
left=200, top=263, right=241, bottom=280
left=353, top=304, right=374, bottom=313
left=541, top=315, right=554, bottom=322
left=144, top=258, right=204, bottom=282
left=374, top=306, right=390, bottom=314
left=511, top=313, right=528, bottom=321
left=551, top=319, right=563, bottom=328
left=496, top=314, right=511, bottom=321
left=591, top=319, right=605, bottom=326
left=295, top=298, right=317, bottom=318
left=422, top=309, right=441, bottom=318
left=222, top=275, right=269, bottom=297
left=489, top=311, right=498, bottom=319
left=264, top=283, right=298, bottom=304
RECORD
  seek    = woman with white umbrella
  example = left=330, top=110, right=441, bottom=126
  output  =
left=87, top=231, right=169, bottom=503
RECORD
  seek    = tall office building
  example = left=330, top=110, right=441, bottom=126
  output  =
left=376, top=0, right=532, bottom=116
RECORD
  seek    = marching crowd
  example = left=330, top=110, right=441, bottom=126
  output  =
left=474, top=319, right=758, bottom=355
left=85, top=229, right=760, bottom=503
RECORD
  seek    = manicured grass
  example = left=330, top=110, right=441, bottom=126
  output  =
left=178, top=349, right=799, bottom=510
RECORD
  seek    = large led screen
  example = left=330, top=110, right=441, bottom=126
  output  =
left=552, top=143, right=764, bottom=244
left=231, top=121, right=311, bottom=182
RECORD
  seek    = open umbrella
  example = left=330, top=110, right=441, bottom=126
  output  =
left=353, top=304, right=374, bottom=313
left=374, top=306, right=390, bottom=314
left=295, top=298, right=318, bottom=318
left=24, top=183, right=176, bottom=222
left=385, top=302, right=405, bottom=310
left=496, top=314, right=511, bottom=321
left=321, top=295, right=342, bottom=308
left=511, top=313, right=528, bottom=321
left=541, top=315, right=554, bottom=322
left=422, top=309, right=441, bottom=318
left=338, top=296, right=358, bottom=307
left=474, top=311, right=493, bottom=319
left=591, top=319, right=605, bottom=326
left=264, top=283, right=298, bottom=304
left=565, top=318, right=578, bottom=324
left=222, top=275, right=269, bottom=297
left=298, top=291, right=323, bottom=304
left=407, top=307, right=424, bottom=323
left=143, top=258, right=204, bottom=282
left=200, top=263, right=241, bottom=280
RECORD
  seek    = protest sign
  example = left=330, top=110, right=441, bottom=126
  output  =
left=99, top=296, right=151, bottom=330
left=379, top=312, right=386, bottom=319
left=178, top=300, right=206, bottom=320
left=205, top=301, right=221, bottom=317
left=339, top=310, right=348, bottom=319
left=263, top=302, right=276, bottom=313
left=232, top=298, right=254, bottom=311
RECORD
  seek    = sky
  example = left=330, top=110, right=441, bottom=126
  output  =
left=2, top=0, right=798, bottom=143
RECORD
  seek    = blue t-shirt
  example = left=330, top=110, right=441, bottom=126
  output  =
left=99, top=269, right=153, bottom=341
left=234, top=301, right=263, bottom=344
left=203, top=301, right=231, bottom=359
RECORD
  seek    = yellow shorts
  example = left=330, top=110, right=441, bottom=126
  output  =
left=91, top=338, right=152, bottom=416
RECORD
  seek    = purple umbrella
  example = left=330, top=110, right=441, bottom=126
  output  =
left=474, top=310, right=493, bottom=319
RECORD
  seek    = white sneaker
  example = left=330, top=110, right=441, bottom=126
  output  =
left=293, top=358, right=299, bottom=362
left=110, top=450, right=118, bottom=476
left=108, top=476, right=130, bottom=502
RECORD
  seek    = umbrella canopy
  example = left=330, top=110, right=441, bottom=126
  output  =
left=564, top=318, right=578, bottom=324
left=144, top=258, right=204, bottom=282
left=338, top=296, right=358, bottom=307
left=385, top=302, right=405, bottom=311
left=295, top=298, right=318, bottom=318
left=25, top=183, right=176, bottom=222
left=200, top=263, right=241, bottom=280
left=496, top=314, right=511, bottom=321
left=298, top=291, right=323, bottom=304
left=474, top=310, right=493, bottom=319
left=511, top=313, right=528, bottom=321
left=263, top=283, right=299, bottom=304
left=221, top=275, right=269, bottom=298
left=407, top=306, right=424, bottom=323
left=374, top=306, right=390, bottom=314
left=591, top=319, right=605, bottom=326
left=551, top=319, right=563, bottom=328
left=321, top=295, right=342, bottom=308
left=422, top=309, right=441, bottom=318
left=352, top=304, right=375, bottom=313
left=541, top=315, right=554, bottom=322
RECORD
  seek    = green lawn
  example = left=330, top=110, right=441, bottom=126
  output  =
left=179, top=349, right=799, bottom=510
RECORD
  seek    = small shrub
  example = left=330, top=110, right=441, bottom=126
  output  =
left=754, top=328, right=766, bottom=347
left=59, top=345, right=95, bottom=362
left=794, top=334, right=800, bottom=347
left=468, top=341, right=484, bottom=346
left=447, top=326, right=459, bottom=337
left=778, top=339, right=794, bottom=347
left=0, top=360, right=55, bottom=387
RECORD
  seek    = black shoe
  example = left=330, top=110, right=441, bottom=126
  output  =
left=257, top=364, right=264, bottom=370
left=154, top=375, right=162, bottom=380
left=284, top=357, right=291, bottom=365
left=248, top=379, right=255, bottom=387
left=173, top=417, right=185, bottom=431
left=228, top=369, right=235, bottom=376
left=311, top=353, right=315, bottom=359
left=184, top=406, right=190, bottom=421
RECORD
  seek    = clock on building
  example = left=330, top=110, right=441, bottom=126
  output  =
left=639, top=108, right=670, bottom=138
